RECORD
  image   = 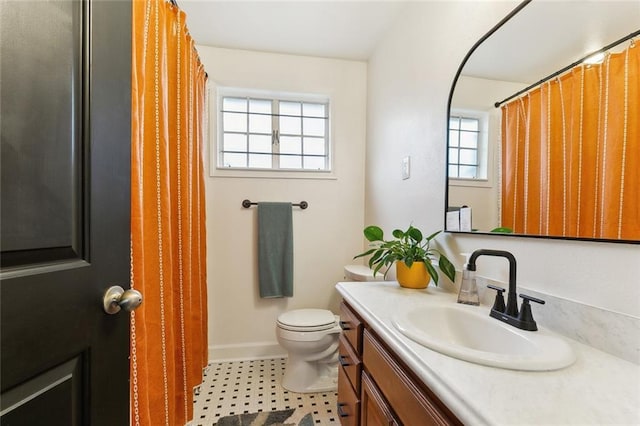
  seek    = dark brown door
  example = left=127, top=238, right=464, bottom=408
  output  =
left=1, top=0, right=131, bottom=424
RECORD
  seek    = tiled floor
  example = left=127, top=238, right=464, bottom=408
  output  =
left=192, top=358, right=340, bottom=425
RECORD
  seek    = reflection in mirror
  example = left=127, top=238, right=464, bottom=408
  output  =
left=447, top=0, right=640, bottom=242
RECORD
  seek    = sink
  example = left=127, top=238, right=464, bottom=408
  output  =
left=392, top=304, right=575, bottom=371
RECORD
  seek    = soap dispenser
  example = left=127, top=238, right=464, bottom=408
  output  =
left=457, top=264, right=479, bottom=305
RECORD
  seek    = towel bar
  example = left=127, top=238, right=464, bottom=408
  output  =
left=242, top=199, right=308, bottom=209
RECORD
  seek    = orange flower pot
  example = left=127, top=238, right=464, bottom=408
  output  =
left=396, top=261, right=431, bottom=289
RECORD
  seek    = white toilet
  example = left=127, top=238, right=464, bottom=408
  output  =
left=276, top=308, right=341, bottom=393
left=275, top=265, right=381, bottom=393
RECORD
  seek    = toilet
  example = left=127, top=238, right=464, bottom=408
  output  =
left=276, top=308, right=341, bottom=393
left=275, top=265, right=381, bottom=393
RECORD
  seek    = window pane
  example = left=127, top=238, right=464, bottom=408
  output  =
left=303, top=117, right=325, bottom=137
left=303, top=103, right=325, bottom=118
left=449, top=117, right=460, bottom=130
left=249, top=113, right=271, bottom=134
left=303, top=156, right=325, bottom=170
left=223, top=152, right=246, bottom=168
left=459, top=165, right=477, bottom=178
left=460, top=118, right=478, bottom=131
left=280, top=101, right=301, bottom=116
left=280, top=116, right=301, bottom=135
left=223, top=133, right=247, bottom=152
left=449, top=130, right=459, bottom=147
left=223, top=97, right=247, bottom=112
left=460, top=131, right=477, bottom=148
left=304, top=137, right=325, bottom=155
left=249, top=153, right=272, bottom=168
left=448, top=148, right=459, bottom=163
left=249, top=99, right=271, bottom=114
left=280, top=155, right=302, bottom=169
left=223, top=111, right=246, bottom=132
left=449, top=165, right=459, bottom=177
left=280, top=136, right=301, bottom=155
left=459, top=149, right=477, bottom=165
left=249, top=135, right=271, bottom=153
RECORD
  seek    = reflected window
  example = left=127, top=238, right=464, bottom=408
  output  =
left=448, top=111, right=489, bottom=182
left=218, top=89, right=330, bottom=172
left=448, top=115, right=480, bottom=179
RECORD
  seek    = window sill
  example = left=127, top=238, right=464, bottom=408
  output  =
left=448, top=178, right=493, bottom=188
left=211, top=167, right=337, bottom=180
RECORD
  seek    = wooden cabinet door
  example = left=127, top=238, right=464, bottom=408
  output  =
left=361, top=372, right=399, bottom=426
left=1, top=1, right=132, bottom=424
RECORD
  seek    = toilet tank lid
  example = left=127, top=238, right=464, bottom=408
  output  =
left=344, top=264, right=384, bottom=281
left=277, top=309, right=336, bottom=328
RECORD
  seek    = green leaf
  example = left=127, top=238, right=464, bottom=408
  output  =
left=490, top=227, right=513, bottom=233
left=438, top=255, right=456, bottom=283
left=392, top=229, right=404, bottom=239
left=425, top=260, right=439, bottom=286
left=363, top=225, right=384, bottom=242
left=353, top=248, right=376, bottom=260
left=403, top=257, right=414, bottom=268
left=424, top=230, right=441, bottom=241
left=407, top=227, right=423, bottom=243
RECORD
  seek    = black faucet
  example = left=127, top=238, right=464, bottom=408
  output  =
left=466, top=249, right=545, bottom=331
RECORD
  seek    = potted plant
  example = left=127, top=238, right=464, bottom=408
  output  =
left=354, top=225, right=456, bottom=289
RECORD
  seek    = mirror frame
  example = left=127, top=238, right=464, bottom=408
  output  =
left=444, top=0, right=639, bottom=245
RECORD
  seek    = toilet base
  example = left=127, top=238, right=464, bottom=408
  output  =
left=281, top=357, right=338, bottom=393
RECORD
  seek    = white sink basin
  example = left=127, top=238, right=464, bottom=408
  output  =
left=392, top=303, right=575, bottom=371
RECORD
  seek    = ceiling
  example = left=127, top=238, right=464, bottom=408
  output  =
left=463, top=1, right=640, bottom=84
left=179, top=1, right=408, bottom=61
left=179, top=1, right=640, bottom=84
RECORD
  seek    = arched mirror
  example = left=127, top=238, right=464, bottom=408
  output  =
left=446, top=0, right=640, bottom=243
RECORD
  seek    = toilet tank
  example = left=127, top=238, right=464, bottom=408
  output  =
left=343, top=264, right=385, bottom=282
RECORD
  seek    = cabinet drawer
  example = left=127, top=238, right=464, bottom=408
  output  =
left=363, top=330, right=461, bottom=426
left=361, top=371, right=399, bottom=426
left=340, top=302, right=363, bottom=354
left=337, top=362, right=360, bottom=426
left=339, top=334, right=362, bottom=394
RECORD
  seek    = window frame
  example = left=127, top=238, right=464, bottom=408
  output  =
left=448, top=109, right=492, bottom=188
left=212, top=87, right=333, bottom=178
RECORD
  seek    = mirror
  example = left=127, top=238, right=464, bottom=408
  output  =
left=446, top=0, right=640, bottom=243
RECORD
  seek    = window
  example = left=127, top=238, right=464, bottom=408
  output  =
left=218, top=91, right=330, bottom=172
left=448, top=115, right=480, bottom=179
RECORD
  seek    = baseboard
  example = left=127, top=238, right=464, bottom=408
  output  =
left=209, top=341, right=287, bottom=363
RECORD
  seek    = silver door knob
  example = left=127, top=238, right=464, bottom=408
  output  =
left=103, top=285, right=143, bottom=314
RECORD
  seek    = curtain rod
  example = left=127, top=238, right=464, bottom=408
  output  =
left=494, top=29, right=640, bottom=108
left=242, top=199, right=309, bottom=209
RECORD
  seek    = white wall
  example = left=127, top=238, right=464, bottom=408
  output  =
left=199, top=46, right=367, bottom=360
left=366, top=2, right=640, bottom=317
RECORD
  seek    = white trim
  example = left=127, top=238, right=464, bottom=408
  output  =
left=209, top=341, right=287, bottom=363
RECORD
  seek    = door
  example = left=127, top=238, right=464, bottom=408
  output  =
left=1, top=0, right=132, bottom=424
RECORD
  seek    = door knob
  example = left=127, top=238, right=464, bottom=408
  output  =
left=103, top=285, right=143, bottom=314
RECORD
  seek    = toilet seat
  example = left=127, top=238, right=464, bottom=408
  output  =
left=277, top=309, right=337, bottom=332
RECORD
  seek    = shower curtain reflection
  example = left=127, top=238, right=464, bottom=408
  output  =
left=501, top=40, right=639, bottom=240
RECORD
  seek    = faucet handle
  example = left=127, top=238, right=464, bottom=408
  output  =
left=518, top=294, right=545, bottom=331
left=520, top=293, right=545, bottom=305
left=487, top=284, right=506, bottom=313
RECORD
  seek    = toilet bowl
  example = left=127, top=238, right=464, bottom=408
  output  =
left=276, top=309, right=342, bottom=393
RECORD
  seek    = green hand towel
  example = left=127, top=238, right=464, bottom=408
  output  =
left=258, top=202, right=293, bottom=298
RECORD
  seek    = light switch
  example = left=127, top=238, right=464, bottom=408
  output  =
left=402, top=156, right=410, bottom=180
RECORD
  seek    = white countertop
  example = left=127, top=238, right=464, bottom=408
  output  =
left=336, top=281, right=640, bottom=425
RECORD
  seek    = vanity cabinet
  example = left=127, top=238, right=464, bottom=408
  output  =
left=337, top=301, right=364, bottom=426
left=338, top=301, right=462, bottom=426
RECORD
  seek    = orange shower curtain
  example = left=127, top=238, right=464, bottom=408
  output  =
left=501, top=40, right=639, bottom=240
left=130, top=1, right=208, bottom=425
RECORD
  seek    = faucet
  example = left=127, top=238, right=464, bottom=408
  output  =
left=466, top=249, right=545, bottom=331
